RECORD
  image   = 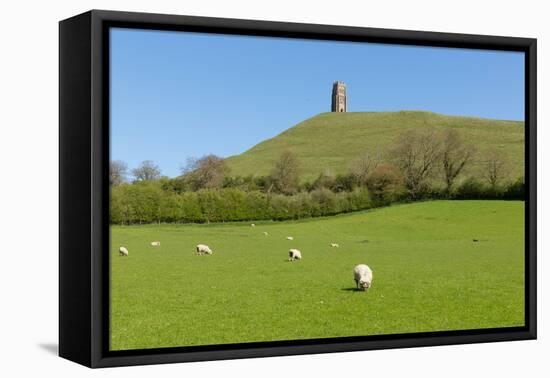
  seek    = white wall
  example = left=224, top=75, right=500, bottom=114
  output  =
left=0, top=0, right=546, bottom=376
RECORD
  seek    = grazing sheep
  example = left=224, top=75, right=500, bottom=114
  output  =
left=119, top=246, right=129, bottom=257
left=150, top=241, right=161, bottom=247
left=263, top=231, right=269, bottom=236
left=196, top=244, right=213, bottom=255
left=353, top=264, right=373, bottom=291
left=288, top=249, right=302, bottom=261
left=330, top=243, right=340, bottom=248
left=286, top=236, right=294, bottom=241
left=251, top=223, right=256, bottom=227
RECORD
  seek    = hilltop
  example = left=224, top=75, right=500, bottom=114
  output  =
left=225, top=111, right=524, bottom=182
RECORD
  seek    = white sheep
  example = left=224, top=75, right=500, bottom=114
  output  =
left=286, top=236, right=294, bottom=241
left=263, top=231, right=269, bottom=236
left=150, top=241, right=161, bottom=247
left=119, top=246, right=129, bottom=257
left=330, top=243, right=340, bottom=248
left=196, top=244, right=213, bottom=255
left=251, top=223, right=256, bottom=227
left=353, top=264, right=373, bottom=291
left=288, top=249, right=302, bottom=261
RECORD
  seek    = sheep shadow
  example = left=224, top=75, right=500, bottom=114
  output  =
left=341, top=287, right=363, bottom=292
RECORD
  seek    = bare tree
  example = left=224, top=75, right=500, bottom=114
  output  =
left=180, top=157, right=199, bottom=175
left=350, top=151, right=380, bottom=186
left=181, top=155, right=229, bottom=190
left=440, top=129, right=474, bottom=194
left=388, top=129, right=442, bottom=198
left=131, top=160, right=161, bottom=182
left=109, top=160, right=128, bottom=186
left=270, top=151, right=300, bottom=194
left=483, top=149, right=510, bottom=189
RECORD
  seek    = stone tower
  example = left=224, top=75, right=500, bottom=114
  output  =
left=331, top=81, right=347, bottom=112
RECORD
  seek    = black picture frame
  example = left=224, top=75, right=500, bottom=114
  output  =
left=59, top=9, right=537, bottom=368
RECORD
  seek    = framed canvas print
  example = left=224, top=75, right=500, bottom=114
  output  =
left=59, top=10, right=537, bottom=368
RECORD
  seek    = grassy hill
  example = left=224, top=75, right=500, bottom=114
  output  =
left=225, top=111, right=524, bottom=183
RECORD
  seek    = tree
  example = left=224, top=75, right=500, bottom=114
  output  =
left=483, top=149, right=510, bottom=189
left=350, top=152, right=380, bottom=186
left=131, top=160, right=161, bottom=182
left=365, top=164, right=404, bottom=202
left=332, top=173, right=358, bottom=192
left=312, top=169, right=336, bottom=191
left=388, top=129, right=442, bottom=198
left=270, top=151, right=300, bottom=194
left=181, top=155, right=230, bottom=190
left=109, top=160, right=128, bottom=186
left=440, top=129, right=474, bottom=194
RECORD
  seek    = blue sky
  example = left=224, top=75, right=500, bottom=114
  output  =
left=110, top=28, right=525, bottom=178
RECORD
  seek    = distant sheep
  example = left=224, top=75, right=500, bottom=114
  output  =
left=330, top=243, right=340, bottom=248
left=263, top=231, right=269, bottom=236
left=286, top=236, right=294, bottom=241
left=288, top=249, right=302, bottom=261
left=196, top=244, right=213, bottom=255
left=251, top=223, right=256, bottom=227
left=353, top=264, right=373, bottom=291
left=151, top=241, right=161, bottom=247
left=119, top=246, right=128, bottom=257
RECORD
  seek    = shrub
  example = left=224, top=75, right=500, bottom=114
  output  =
left=110, top=170, right=524, bottom=225
left=110, top=182, right=163, bottom=224
left=504, top=177, right=525, bottom=200
left=244, top=191, right=270, bottom=220
left=311, top=171, right=336, bottom=191
left=219, top=188, right=248, bottom=221
left=455, top=177, right=485, bottom=199
left=332, top=173, right=358, bottom=192
left=311, top=188, right=339, bottom=215
left=365, top=164, right=404, bottom=203
left=346, top=187, right=372, bottom=211
left=454, top=177, right=508, bottom=200
left=268, top=194, right=292, bottom=220
left=288, top=192, right=314, bottom=219
left=110, top=186, right=124, bottom=224
left=159, top=191, right=183, bottom=223
left=110, top=183, right=379, bottom=224
left=179, top=192, right=203, bottom=222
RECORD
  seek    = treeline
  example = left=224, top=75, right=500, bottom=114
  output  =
left=111, top=186, right=373, bottom=224
left=110, top=128, right=524, bottom=225
left=110, top=177, right=523, bottom=225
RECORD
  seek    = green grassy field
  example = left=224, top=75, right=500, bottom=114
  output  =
left=110, top=200, right=525, bottom=351
left=225, top=111, right=524, bottom=182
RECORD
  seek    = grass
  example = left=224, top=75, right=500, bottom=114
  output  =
left=110, top=200, right=525, bottom=351
left=225, top=111, right=525, bottom=182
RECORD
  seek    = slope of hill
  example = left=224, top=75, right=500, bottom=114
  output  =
left=225, top=111, right=524, bottom=182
